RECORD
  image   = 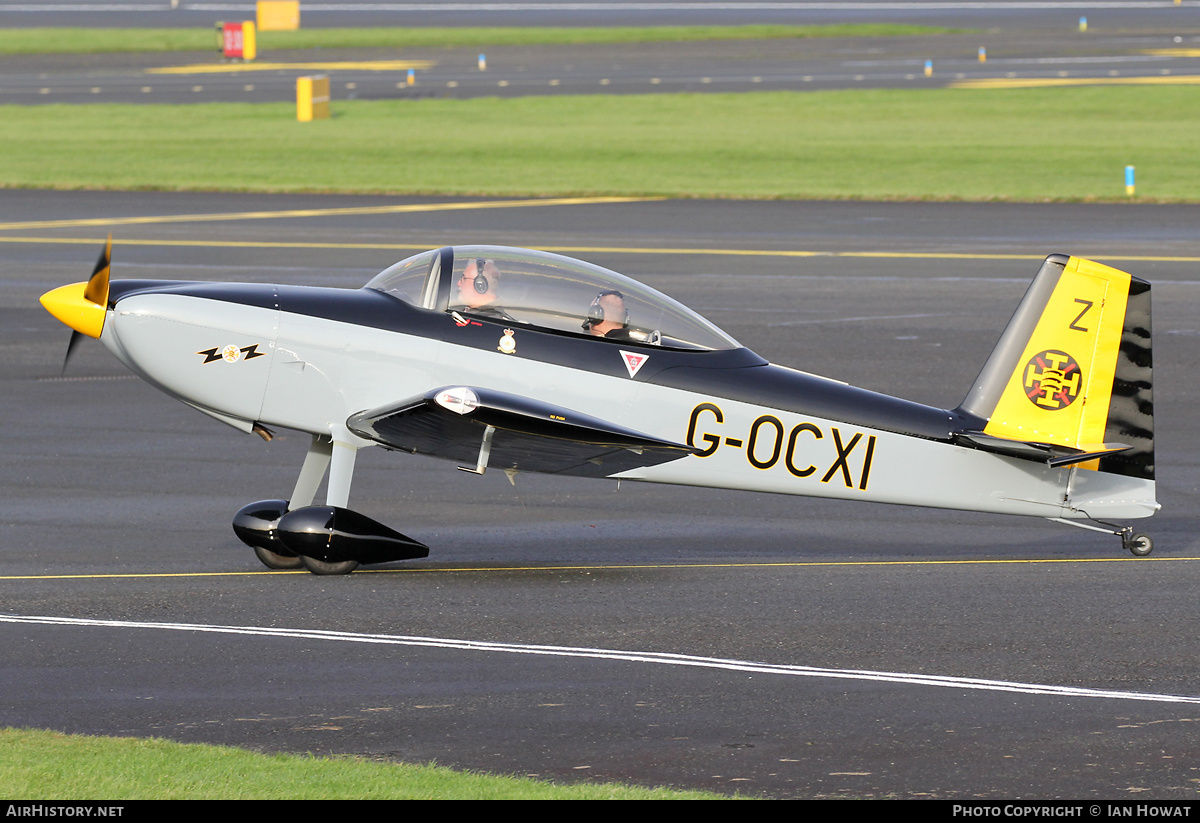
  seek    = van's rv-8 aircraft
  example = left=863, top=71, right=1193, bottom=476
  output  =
left=40, top=240, right=1157, bottom=574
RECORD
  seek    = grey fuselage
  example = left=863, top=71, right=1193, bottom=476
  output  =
left=98, top=280, right=1157, bottom=522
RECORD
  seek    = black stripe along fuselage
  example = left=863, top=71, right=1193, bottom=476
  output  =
left=107, top=279, right=979, bottom=442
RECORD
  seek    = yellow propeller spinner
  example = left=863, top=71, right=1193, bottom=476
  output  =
left=40, top=234, right=112, bottom=339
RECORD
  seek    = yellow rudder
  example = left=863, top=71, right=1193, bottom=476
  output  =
left=983, top=256, right=1128, bottom=451
left=958, top=254, right=1153, bottom=479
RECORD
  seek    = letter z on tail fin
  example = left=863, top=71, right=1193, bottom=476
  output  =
left=955, top=254, right=1153, bottom=481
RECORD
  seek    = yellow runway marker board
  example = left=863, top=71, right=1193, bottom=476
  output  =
left=257, top=0, right=299, bottom=31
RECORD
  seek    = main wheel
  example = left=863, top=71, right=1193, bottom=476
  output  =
left=300, top=555, right=359, bottom=575
left=253, top=545, right=303, bottom=570
left=1126, top=533, right=1154, bottom=557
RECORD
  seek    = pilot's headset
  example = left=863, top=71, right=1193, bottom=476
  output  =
left=583, top=289, right=630, bottom=330
left=472, top=258, right=494, bottom=294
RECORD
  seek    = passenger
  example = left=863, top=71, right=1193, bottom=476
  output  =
left=583, top=290, right=635, bottom=341
left=455, top=258, right=513, bottom=321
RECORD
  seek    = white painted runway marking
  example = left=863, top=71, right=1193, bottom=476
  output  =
left=5, top=2, right=1195, bottom=10
left=5, top=613, right=1199, bottom=706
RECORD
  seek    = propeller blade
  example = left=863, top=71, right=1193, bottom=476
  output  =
left=62, top=330, right=84, bottom=374
left=82, top=233, right=112, bottom=307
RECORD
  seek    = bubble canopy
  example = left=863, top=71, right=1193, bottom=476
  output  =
left=365, top=246, right=741, bottom=352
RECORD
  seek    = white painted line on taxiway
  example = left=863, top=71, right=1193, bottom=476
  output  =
left=4, top=613, right=1199, bottom=705
left=4, top=2, right=1197, bottom=10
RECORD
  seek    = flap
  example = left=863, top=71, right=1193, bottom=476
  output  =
left=347, top=386, right=695, bottom=478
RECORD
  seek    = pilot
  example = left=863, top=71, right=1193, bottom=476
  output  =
left=455, top=258, right=513, bottom=321
left=582, top=290, right=635, bottom=341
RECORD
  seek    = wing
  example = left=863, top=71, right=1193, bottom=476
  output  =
left=346, top=386, right=695, bottom=478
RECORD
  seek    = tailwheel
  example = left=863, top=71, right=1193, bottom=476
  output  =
left=1124, top=532, right=1154, bottom=557
left=253, top=545, right=303, bottom=570
left=1054, top=518, right=1156, bottom=559
left=299, top=555, right=359, bottom=576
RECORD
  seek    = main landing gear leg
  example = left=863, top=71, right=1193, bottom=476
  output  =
left=298, top=427, right=361, bottom=576
left=290, top=434, right=333, bottom=509
left=233, top=426, right=430, bottom=575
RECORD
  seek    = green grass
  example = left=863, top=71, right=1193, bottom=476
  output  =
left=0, top=24, right=964, bottom=55
left=1, top=87, right=1195, bottom=201
left=0, top=728, right=728, bottom=799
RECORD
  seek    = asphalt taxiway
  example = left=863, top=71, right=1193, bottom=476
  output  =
left=3, top=12, right=1199, bottom=104
left=2, top=191, right=1199, bottom=798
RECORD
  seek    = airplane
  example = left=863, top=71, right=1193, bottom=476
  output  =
left=40, top=239, right=1157, bottom=574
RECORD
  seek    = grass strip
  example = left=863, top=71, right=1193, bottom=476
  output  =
left=0, top=728, right=728, bottom=799
left=1, top=87, right=1195, bottom=201
left=0, top=24, right=963, bottom=55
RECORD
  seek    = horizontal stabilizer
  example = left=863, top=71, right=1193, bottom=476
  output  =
left=953, top=430, right=1131, bottom=468
left=347, top=386, right=695, bottom=478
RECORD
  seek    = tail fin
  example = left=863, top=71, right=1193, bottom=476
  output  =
left=957, top=254, right=1153, bottom=480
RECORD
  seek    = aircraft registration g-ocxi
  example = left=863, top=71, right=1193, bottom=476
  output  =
left=40, top=239, right=1156, bottom=574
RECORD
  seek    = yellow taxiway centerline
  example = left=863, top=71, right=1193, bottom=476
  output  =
left=951, top=74, right=1200, bottom=90
left=0, top=196, right=661, bottom=232
left=3, top=196, right=1199, bottom=264
left=1141, top=49, right=1200, bottom=58
left=0, top=555, right=1195, bottom=581
left=3, top=235, right=1200, bottom=265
